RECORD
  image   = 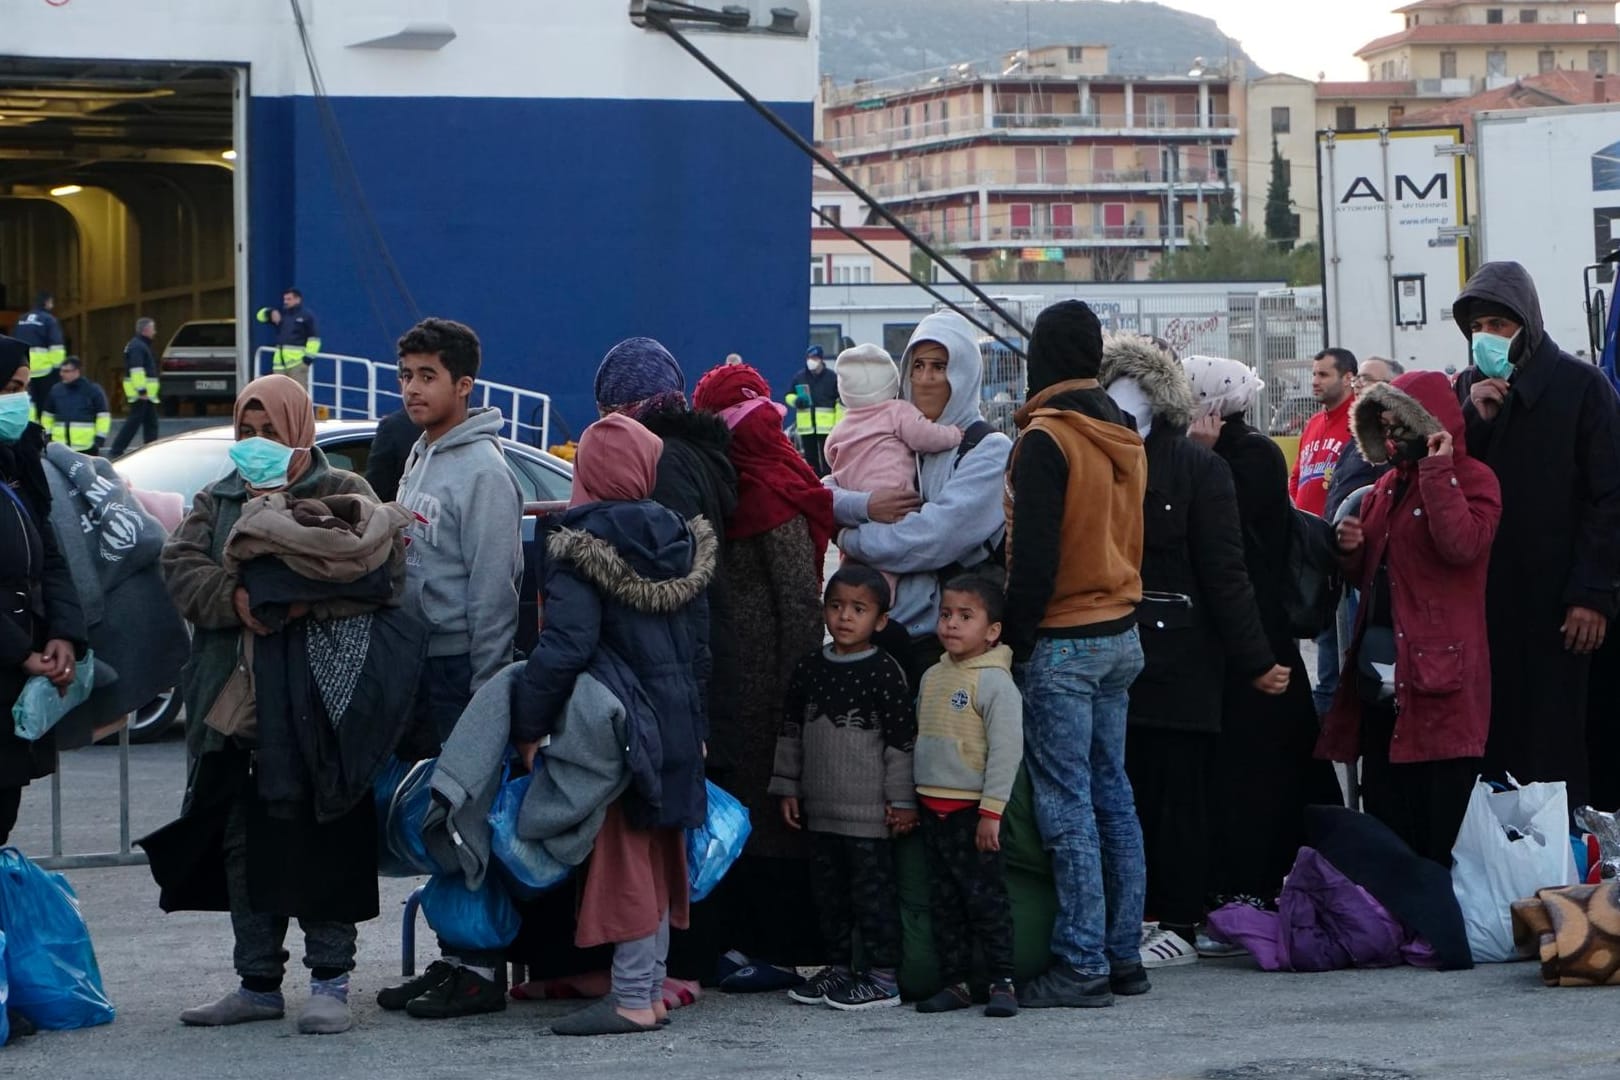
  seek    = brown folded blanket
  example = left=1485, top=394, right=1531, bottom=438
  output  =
left=1511, top=883, right=1620, bottom=987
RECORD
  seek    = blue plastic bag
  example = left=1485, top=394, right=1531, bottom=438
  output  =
left=419, top=873, right=520, bottom=952
left=12, top=649, right=96, bottom=742
left=0, top=848, right=115, bottom=1030
left=0, top=929, right=9, bottom=1048
left=376, top=758, right=438, bottom=877
left=487, top=770, right=571, bottom=899
left=687, top=781, right=751, bottom=902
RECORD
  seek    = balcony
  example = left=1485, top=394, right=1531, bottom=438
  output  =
left=1414, top=76, right=1475, bottom=97
left=871, top=166, right=1237, bottom=202
left=825, top=112, right=1239, bottom=157
left=909, top=220, right=1191, bottom=249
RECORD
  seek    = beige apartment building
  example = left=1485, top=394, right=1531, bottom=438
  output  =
left=820, top=45, right=1241, bottom=282
left=1360, top=0, right=1618, bottom=83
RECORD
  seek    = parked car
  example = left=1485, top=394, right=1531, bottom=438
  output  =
left=111, top=418, right=572, bottom=742
left=158, top=318, right=237, bottom=417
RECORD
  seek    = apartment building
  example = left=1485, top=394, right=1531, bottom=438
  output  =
left=810, top=170, right=913, bottom=285
left=1360, top=0, right=1618, bottom=84
left=820, top=45, right=1241, bottom=282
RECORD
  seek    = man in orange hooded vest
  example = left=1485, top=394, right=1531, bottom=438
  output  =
left=1004, top=300, right=1149, bottom=1009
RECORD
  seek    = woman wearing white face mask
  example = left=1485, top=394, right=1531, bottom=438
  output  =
left=0, top=339, right=87, bottom=873
left=158, top=374, right=379, bottom=1036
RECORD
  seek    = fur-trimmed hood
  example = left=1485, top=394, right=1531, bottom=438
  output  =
left=1099, top=333, right=1195, bottom=430
left=1352, top=372, right=1465, bottom=465
left=548, top=503, right=718, bottom=614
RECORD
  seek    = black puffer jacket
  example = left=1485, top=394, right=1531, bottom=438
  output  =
left=638, top=404, right=738, bottom=764
left=1102, top=337, right=1273, bottom=732
left=0, top=423, right=88, bottom=788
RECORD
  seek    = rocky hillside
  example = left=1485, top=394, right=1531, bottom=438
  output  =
left=820, top=0, right=1261, bottom=83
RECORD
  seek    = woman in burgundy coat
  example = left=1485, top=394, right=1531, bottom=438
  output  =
left=1319, top=370, right=1502, bottom=866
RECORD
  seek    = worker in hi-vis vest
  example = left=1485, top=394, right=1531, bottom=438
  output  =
left=13, top=291, right=66, bottom=421
left=783, top=344, right=843, bottom=476
left=255, top=286, right=321, bottom=390
left=111, top=316, right=161, bottom=458
left=41, top=356, right=111, bottom=456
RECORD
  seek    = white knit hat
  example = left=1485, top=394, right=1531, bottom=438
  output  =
left=835, top=344, right=900, bottom=409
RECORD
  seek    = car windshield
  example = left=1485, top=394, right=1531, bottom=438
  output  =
left=167, top=322, right=235, bottom=349
left=113, top=437, right=234, bottom=508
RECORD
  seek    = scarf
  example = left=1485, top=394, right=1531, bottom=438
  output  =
left=693, top=363, right=835, bottom=563
left=234, top=373, right=317, bottom=487
left=1183, top=355, right=1266, bottom=420
left=570, top=413, right=662, bottom=508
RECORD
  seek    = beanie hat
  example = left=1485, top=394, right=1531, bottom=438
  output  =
left=1028, top=300, right=1104, bottom=395
left=806, top=344, right=825, bottom=359
left=593, top=337, right=686, bottom=411
left=1465, top=298, right=1522, bottom=330
left=835, top=344, right=900, bottom=409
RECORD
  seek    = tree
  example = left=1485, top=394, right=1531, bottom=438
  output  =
left=1151, top=224, right=1321, bottom=286
left=1264, top=137, right=1299, bottom=247
left=1209, top=182, right=1238, bottom=227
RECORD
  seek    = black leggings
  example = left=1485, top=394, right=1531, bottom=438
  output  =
left=0, top=785, right=21, bottom=846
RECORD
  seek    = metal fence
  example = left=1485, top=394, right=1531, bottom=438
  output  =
left=951, top=291, right=1327, bottom=436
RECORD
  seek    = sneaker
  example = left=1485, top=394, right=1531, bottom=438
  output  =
left=1109, top=962, right=1151, bottom=997
left=1140, top=925, right=1198, bottom=969
left=1020, top=962, right=1113, bottom=1009
left=787, top=966, right=853, bottom=1006
left=180, top=988, right=285, bottom=1027
left=915, top=982, right=971, bottom=1014
left=377, top=960, right=455, bottom=1011
left=1195, top=930, right=1249, bottom=959
left=984, top=979, right=1019, bottom=1018
left=719, top=963, right=805, bottom=994
left=404, top=965, right=507, bottom=1019
left=824, top=972, right=902, bottom=1011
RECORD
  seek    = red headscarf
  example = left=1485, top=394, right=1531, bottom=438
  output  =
left=570, top=413, right=663, bottom=508
left=692, top=364, right=836, bottom=566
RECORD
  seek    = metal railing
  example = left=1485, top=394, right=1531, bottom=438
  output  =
left=826, top=112, right=1238, bottom=154
left=34, top=722, right=143, bottom=871
left=872, top=166, right=1236, bottom=199
left=254, top=348, right=553, bottom=449
left=905, top=219, right=1192, bottom=247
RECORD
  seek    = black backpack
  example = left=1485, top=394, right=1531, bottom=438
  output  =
left=1274, top=505, right=1342, bottom=639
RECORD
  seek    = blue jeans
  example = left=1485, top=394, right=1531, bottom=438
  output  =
left=1021, top=629, right=1147, bottom=977
left=1313, top=622, right=1341, bottom=717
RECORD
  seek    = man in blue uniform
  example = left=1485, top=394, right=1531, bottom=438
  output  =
left=41, top=357, right=111, bottom=456
left=13, top=292, right=66, bottom=419
left=255, top=287, right=322, bottom=390
left=110, top=316, right=161, bottom=457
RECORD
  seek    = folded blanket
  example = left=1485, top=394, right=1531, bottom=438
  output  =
left=1512, top=883, right=1620, bottom=987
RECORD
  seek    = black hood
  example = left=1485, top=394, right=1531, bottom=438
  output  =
left=1453, top=260, right=1547, bottom=359
left=639, top=402, right=731, bottom=455
left=1028, top=300, right=1104, bottom=395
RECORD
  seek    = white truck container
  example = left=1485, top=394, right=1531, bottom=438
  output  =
left=1474, top=102, right=1620, bottom=359
left=1317, top=126, right=1471, bottom=372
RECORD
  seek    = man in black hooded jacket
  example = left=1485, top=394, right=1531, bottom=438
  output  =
left=1453, top=261, right=1620, bottom=809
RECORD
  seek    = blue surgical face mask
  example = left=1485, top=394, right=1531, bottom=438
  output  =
left=0, top=392, right=31, bottom=444
left=229, top=436, right=296, bottom=490
left=1471, top=331, right=1516, bottom=380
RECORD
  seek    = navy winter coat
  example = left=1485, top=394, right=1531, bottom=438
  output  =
left=513, top=499, right=717, bottom=830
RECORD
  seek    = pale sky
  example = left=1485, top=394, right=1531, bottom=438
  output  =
left=1159, top=0, right=1407, bottom=81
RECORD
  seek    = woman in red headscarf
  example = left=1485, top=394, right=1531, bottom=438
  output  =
left=675, top=363, right=835, bottom=989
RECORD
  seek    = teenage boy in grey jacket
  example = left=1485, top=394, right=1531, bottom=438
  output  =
left=375, top=317, right=523, bottom=1019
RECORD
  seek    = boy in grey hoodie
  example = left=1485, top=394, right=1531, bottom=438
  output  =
left=376, top=317, right=523, bottom=1019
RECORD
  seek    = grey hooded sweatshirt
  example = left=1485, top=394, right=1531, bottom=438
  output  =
left=833, top=312, right=1013, bottom=637
left=398, top=406, right=523, bottom=690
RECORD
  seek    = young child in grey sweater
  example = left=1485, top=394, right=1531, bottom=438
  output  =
left=770, top=565, right=915, bottom=1012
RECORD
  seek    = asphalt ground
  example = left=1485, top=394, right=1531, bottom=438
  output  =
left=3, top=736, right=1615, bottom=1080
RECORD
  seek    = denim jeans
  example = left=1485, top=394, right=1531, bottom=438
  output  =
left=1312, top=623, right=1341, bottom=717
left=1021, top=629, right=1147, bottom=977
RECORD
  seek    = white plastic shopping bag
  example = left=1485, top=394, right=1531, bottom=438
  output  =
left=1451, top=776, right=1579, bottom=963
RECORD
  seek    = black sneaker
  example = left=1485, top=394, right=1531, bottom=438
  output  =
left=377, top=960, right=456, bottom=1012
left=1110, top=962, right=1151, bottom=997
left=404, top=966, right=507, bottom=1019
left=6, top=1008, right=37, bottom=1042
left=787, top=966, right=852, bottom=1006
left=825, top=972, right=901, bottom=1012
left=984, top=979, right=1019, bottom=1018
left=1021, top=962, right=1113, bottom=1009
left=915, top=983, right=971, bottom=1013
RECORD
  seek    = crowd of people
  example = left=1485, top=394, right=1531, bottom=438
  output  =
left=0, top=256, right=1616, bottom=1042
